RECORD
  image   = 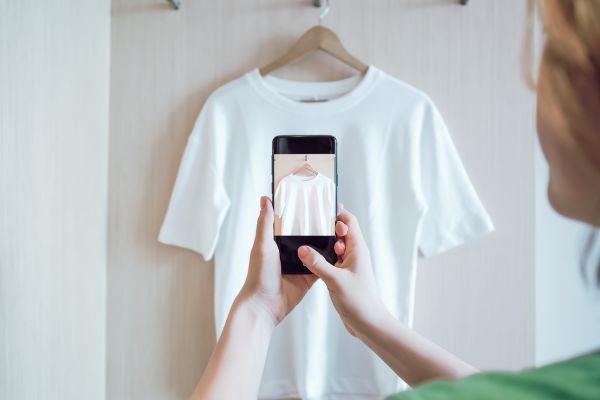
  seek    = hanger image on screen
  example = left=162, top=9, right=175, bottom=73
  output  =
left=292, top=155, right=319, bottom=176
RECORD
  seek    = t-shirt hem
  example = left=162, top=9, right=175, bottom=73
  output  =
left=420, top=220, right=495, bottom=258
left=259, top=392, right=388, bottom=400
left=157, top=231, right=212, bottom=261
left=258, top=378, right=401, bottom=400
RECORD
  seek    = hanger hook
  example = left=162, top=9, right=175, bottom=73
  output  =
left=317, top=0, right=331, bottom=25
left=167, top=0, right=180, bottom=10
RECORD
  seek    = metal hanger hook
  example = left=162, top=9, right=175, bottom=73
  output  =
left=317, top=0, right=331, bottom=25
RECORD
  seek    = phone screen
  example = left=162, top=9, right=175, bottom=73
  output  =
left=272, top=135, right=337, bottom=274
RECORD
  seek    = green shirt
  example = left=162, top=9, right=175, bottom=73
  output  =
left=385, top=351, right=600, bottom=400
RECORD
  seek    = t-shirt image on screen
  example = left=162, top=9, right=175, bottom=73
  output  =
left=273, top=153, right=335, bottom=237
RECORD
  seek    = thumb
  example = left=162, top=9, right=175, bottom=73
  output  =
left=254, top=196, right=274, bottom=245
left=298, top=246, right=339, bottom=284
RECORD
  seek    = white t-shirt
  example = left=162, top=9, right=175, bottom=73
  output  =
left=158, top=65, right=494, bottom=400
left=274, top=172, right=336, bottom=236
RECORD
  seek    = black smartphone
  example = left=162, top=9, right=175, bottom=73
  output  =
left=272, top=135, right=338, bottom=274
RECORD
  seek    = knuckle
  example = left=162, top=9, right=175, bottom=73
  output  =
left=348, top=213, right=359, bottom=228
left=340, top=211, right=357, bottom=227
left=306, top=252, right=320, bottom=267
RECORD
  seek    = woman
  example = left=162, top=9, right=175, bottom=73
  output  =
left=192, top=1, right=600, bottom=398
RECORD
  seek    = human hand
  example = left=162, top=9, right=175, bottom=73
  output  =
left=236, top=196, right=319, bottom=327
left=297, top=205, right=388, bottom=337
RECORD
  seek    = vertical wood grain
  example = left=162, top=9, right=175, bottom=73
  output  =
left=0, top=1, right=110, bottom=399
left=108, top=0, right=535, bottom=398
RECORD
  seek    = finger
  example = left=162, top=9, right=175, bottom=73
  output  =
left=335, top=220, right=348, bottom=237
left=336, top=209, right=364, bottom=244
left=334, top=240, right=345, bottom=256
left=336, top=202, right=344, bottom=216
left=297, top=245, right=339, bottom=284
left=254, top=195, right=274, bottom=246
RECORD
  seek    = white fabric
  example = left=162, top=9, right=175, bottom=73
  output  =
left=158, top=65, right=494, bottom=400
left=274, top=172, right=336, bottom=236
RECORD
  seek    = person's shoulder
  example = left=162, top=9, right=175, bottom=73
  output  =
left=384, top=351, right=600, bottom=400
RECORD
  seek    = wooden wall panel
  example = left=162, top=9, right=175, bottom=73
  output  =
left=0, top=1, right=110, bottom=399
left=108, top=0, right=535, bottom=398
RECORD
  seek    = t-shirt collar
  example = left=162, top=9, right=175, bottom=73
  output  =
left=246, top=64, right=380, bottom=114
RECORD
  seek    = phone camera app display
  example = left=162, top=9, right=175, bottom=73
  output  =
left=274, top=153, right=336, bottom=237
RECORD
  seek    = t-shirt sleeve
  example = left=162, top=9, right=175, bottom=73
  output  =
left=382, top=372, right=537, bottom=400
left=274, top=178, right=286, bottom=217
left=385, top=351, right=600, bottom=399
left=416, top=99, right=494, bottom=257
left=158, top=96, right=230, bottom=260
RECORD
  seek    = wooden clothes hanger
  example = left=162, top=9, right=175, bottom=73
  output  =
left=292, top=162, right=319, bottom=176
left=259, top=0, right=368, bottom=76
left=292, top=155, right=319, bottom=176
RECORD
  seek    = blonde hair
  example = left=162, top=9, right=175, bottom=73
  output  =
left=525, top=0, right=600, bottom=170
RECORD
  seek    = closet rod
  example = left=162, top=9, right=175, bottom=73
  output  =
left=167, top=0, right=180, bottom=10
left=313, top=0, right=469, bottom=5
left=167, top=0, right=468, bottom=11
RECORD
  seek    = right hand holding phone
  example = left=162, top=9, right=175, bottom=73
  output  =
left=297, top=206, right=389, bottom=338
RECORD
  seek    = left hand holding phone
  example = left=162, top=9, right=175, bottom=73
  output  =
left=236, top=195, right=319, bottom=327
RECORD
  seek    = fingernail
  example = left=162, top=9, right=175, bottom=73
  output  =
left=298, top=246, right=308, bottom=257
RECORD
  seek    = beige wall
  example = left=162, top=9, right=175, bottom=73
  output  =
left=0, top=1, right=110, bottom=399
left=108, top=0, right=534, bottom=398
